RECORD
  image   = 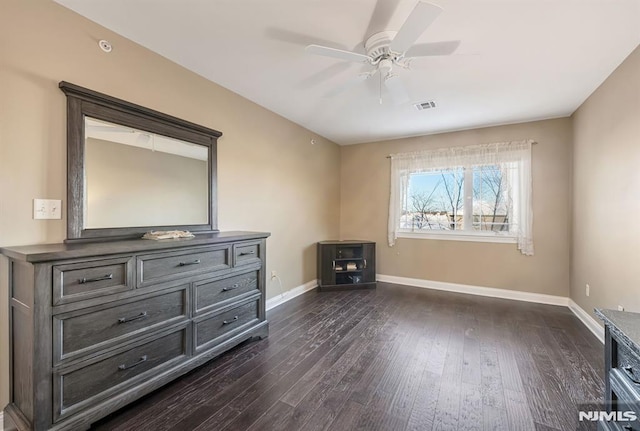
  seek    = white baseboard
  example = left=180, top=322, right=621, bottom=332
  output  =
left=568, top=299, right=605, bottom=343
left=377, top=274, right=569, bottom=306
left=0, top=411, right=4, bottom=431
left=377, top=274, right=604, bottom=343
left=266, top=279, right=317, bottom=311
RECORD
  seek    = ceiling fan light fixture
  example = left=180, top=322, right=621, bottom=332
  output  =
left=379, top=58, right=393, bottom=75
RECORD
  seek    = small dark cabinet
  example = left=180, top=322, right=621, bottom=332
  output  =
left=317, top=241, right=376, bottom=291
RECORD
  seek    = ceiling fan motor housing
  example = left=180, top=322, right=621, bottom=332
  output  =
left=364, top=31, right=397, bottom=60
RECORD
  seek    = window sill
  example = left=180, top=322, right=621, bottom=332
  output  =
left=396, top=231, right=517, bottom=244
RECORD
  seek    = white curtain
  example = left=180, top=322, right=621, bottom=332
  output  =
left=388, top=140, right=534, bottom=255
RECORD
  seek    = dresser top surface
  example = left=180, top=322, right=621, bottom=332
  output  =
left=1, top=231, right=270, bottom=263
left=596, top=308, right=640, bottom=351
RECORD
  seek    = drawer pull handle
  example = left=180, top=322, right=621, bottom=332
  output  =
left=622, top=366, right=640, bottom=384
left=118, top=311, right=148, bottom=324
left=178, top=259, right=201, bottom=267
left=363, top=259, right=367, bottom=269
left=239, top=250, right=255, bottom=256
left=223, top=283, right=240, bottom=292
left=79, top=274, right=113, bottom=284
left=223, top=316, right=239, bottom=325
left=118, top=355, right=147, bottom=371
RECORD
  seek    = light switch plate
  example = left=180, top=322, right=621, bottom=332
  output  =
left=34, top=199, right=62, bottom=219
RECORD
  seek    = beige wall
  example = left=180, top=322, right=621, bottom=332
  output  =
left=571, top=47, right=640, bottom=318
left=340, top=118, right=573, bottom=296
left=0, top=0, right=340, bottom=408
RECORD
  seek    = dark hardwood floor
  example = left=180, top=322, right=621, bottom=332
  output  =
left=91, top=282, right=604, bottom=431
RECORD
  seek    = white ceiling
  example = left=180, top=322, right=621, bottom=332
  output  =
left=54, top=0, right=640, bottom=145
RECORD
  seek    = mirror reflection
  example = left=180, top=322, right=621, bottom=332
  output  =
left=84, top=117, right=209, bottom=229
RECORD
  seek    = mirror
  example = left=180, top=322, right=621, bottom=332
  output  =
left=84, top=118, right=209, bottom=229
left=60, top=82, right=221, bottom=241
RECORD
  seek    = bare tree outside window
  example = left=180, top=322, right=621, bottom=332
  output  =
left=439, top=170, right=464, bottom=230
left=402, top=166, right=512, bottom=233
left=402, top=169, right=465, bottom=231
left=473, top=165, right=509, bottom=231
left=408, top=188, right=438, bottom=229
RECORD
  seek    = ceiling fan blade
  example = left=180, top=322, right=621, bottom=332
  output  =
left=265, top=28, right=349, bottom=51
left=384, top=74, right=410, bottom=104
left=325, top=71, right=376, bottom=98
left=306, top=45, right=370, bottom=63
left=389, top=2, right=443, bottom=54
left=406, top=40, right=461, bottom=57
left=364, top=0, right=402, bottom=40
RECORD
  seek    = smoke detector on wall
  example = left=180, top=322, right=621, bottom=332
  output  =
left=98, top=39, right=112, bottom=53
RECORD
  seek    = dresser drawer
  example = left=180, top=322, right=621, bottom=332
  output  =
left=598, top=419, right=639, bottom=431
left=137, top=245, right=231, bottom=287
left=53, top=286, right=188, bottom=364
left=614, top=338, right=640, bottom=398
left=194, top=271, right=259, bottom=315
left=598, top=420, right=617, bottom=431
left=195, top=299, right=259, bottom=352
left=233, top=241, right=261, bottom=266
left=54, top=326, right=188, bottom=422
left=609, top=368, right=640, bottom=429
left=53, top=256, right=134, bottom=305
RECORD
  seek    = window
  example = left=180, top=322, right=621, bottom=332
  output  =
left=388, top=140, right=534, bottom=255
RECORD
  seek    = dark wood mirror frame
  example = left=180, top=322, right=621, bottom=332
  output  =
left=59, top=81, right=222, bottom=242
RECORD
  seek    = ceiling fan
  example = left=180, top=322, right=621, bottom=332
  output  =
left=305, top=1, right=460, bottom=104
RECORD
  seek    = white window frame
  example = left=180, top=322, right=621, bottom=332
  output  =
left=388, top=140, right=534, bottom=255
left=396, top=166, right=517, bottom=243
left=397, top=230, right=517, bottom=243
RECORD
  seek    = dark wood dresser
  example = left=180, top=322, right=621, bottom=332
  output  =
left=596, top=309, right=640, bottom=431
left=1, top=231, right=269, bottom=431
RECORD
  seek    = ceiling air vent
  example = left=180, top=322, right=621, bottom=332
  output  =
left=415, top=101, right=436, bottom=111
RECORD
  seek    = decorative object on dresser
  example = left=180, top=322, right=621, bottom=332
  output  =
left=2, top=232, right=269, bottom=431
left=595, top=309, right=640, bottom=431
left=317, top=240, right=376, bottom=291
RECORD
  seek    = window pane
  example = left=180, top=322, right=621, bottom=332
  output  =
left=472, top=165, right=510, bottom=232
left=401, top=168, right=464, bottom=231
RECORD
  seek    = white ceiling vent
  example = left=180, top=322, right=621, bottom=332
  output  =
left=415, top=101, right=436, bottom=111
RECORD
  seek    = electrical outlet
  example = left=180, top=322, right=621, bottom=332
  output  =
left=618, top=305, right=625, bottom=311
left=585, top=284, right=590, bottom=297
left=33, top=199, right=62, bottom=220
left=271, top=271, right=277, bottom=279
